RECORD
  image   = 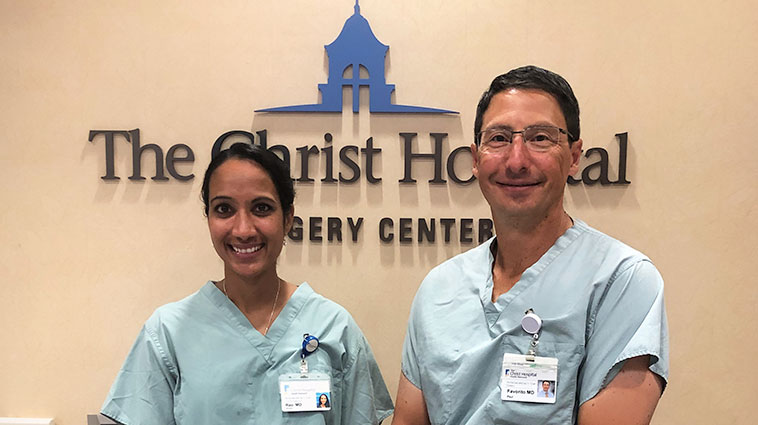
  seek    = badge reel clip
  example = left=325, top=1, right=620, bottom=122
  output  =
left=521, top=309, right=542, bottom=362
left=300, top=334, right=320, bottom=376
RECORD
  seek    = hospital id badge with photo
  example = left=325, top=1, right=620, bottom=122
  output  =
left=500, top=353, right=558, bottom=404
left=279, top=373, right=332, bottom=412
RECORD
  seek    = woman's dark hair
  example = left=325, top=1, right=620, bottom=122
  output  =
left=201, top=143, right=295, bottom=215
left=319, top=393, right=330, bottom=407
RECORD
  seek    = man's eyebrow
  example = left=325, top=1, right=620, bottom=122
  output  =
left=526, top=121, right=560, bottom=127
left=483, top=121, right=558, bottom=131
left=482, top=124, right=514, bottom=131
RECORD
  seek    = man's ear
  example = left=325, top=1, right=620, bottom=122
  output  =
left=470, top=142, right=480, bottom=179
left=569, top=139, right=583, bottom=176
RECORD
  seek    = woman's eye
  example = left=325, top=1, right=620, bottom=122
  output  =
left=253, top=203, right=274, bottom=214
left=213, top=204, right=233, bottom=215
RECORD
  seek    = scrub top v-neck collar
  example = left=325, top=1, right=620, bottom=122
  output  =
left=481, top=220, right=585, bottom=329
left=201, top=281, right=314, bottom=366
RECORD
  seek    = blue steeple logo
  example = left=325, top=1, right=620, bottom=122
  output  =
left=257, top=1, right=457, bottom=114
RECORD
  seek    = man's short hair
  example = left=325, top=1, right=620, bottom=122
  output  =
left=474, top=65, right=580, bottom=145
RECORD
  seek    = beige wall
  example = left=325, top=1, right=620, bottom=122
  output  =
left=1, top=1, right=756, bottom=424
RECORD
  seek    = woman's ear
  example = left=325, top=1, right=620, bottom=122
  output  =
left=284, top=206, right=295, bottom=235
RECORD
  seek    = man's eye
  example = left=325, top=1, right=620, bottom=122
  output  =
left=526, top=127, right=560, bottom=144
left=531, top=134, right=551, bottom=142
left=487, top=132, right=510, bottom=143
left=491, top=134, right=508, bottom=142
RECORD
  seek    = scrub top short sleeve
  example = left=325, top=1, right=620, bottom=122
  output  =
left=341, top=323, right=395, bottom=424
left=578, top=260, right=669, bottom=405
left=400, top=282, right=426, bottom=390
left=102, top=322, right=177, bottom=425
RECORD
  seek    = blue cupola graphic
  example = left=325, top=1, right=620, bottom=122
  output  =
left=257, top=1, right=456, bottom=114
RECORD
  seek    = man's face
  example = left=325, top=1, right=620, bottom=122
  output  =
left=543, top=381, right=551, bottom=392
left=471, top=88, right=582, bottom=222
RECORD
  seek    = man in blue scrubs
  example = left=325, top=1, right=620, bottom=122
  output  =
left=392, top=66, right=668, bottom=425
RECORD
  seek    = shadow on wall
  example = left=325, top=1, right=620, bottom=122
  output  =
left=84, top=129, right=198, bottom=206
left=567, top=132, right=639, bottom=210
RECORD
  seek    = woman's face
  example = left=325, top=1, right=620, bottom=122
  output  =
left=320, top=394, right=328, bottom=405
left=207, top=159, right=293, bottom=283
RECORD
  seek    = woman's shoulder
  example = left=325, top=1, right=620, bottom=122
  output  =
left=143, top=283, right=213, bottom=331
left=297, top=282, right=354, bottom=322
left=295, top=282, right=371, bottom=349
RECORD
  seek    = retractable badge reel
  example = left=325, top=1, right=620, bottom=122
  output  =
left=300, top=334, right=319, bottom=375
left=521, top=309, right=542, bottom=361
left=501, top=309, right=558, bottom=404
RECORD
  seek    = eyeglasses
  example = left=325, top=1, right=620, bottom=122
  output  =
left=477, top=125, right=571, bottom=153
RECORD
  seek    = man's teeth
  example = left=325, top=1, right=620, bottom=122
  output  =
left=232, top=245, right=262, bottom=254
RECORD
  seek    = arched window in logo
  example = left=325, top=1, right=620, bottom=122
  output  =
left=340, top=64, right=372, bottom=112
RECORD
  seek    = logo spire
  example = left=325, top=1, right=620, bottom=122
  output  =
left=256, top=1, right=457, bottom=114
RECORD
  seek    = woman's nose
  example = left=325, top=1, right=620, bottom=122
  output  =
left=232, top=212, right=256, bottom=238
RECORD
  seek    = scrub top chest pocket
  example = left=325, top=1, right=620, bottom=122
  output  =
left=490, top=335, right=584, bottom=424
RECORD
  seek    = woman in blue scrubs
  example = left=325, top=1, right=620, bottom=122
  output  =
left=102, top=143, right=393, bottom=425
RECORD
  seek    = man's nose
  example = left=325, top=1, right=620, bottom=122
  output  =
left=504, top=134, right=531, bottom=173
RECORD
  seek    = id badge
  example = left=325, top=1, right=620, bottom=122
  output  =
left=500, top=353, right=558, bottom=403
left=279, top=373, right=332, bottom=412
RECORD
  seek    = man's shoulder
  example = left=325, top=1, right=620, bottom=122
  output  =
left=573, top=219, right=652, bottom=264
left=415, top=239, right=494, bottom=296
left=571, top=219, right=664, bottom=294
left=431, top=238, right=493, bottom=273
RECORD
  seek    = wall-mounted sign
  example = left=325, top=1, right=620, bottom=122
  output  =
left=87, top=128, right=631, bottom=187
left=87, top=1, right=632, bottom=246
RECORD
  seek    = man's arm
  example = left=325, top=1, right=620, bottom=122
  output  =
left=577, top=356, right=664, bottom=425
left=391, top=373, right=431, bottom=425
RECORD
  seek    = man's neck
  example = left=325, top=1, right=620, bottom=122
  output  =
left=490, top=208, right=573, bottom=302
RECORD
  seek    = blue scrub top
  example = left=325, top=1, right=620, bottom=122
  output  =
left=402, top=219, right=668, bottom=424
left=103, top=282, right=393, bottom=425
